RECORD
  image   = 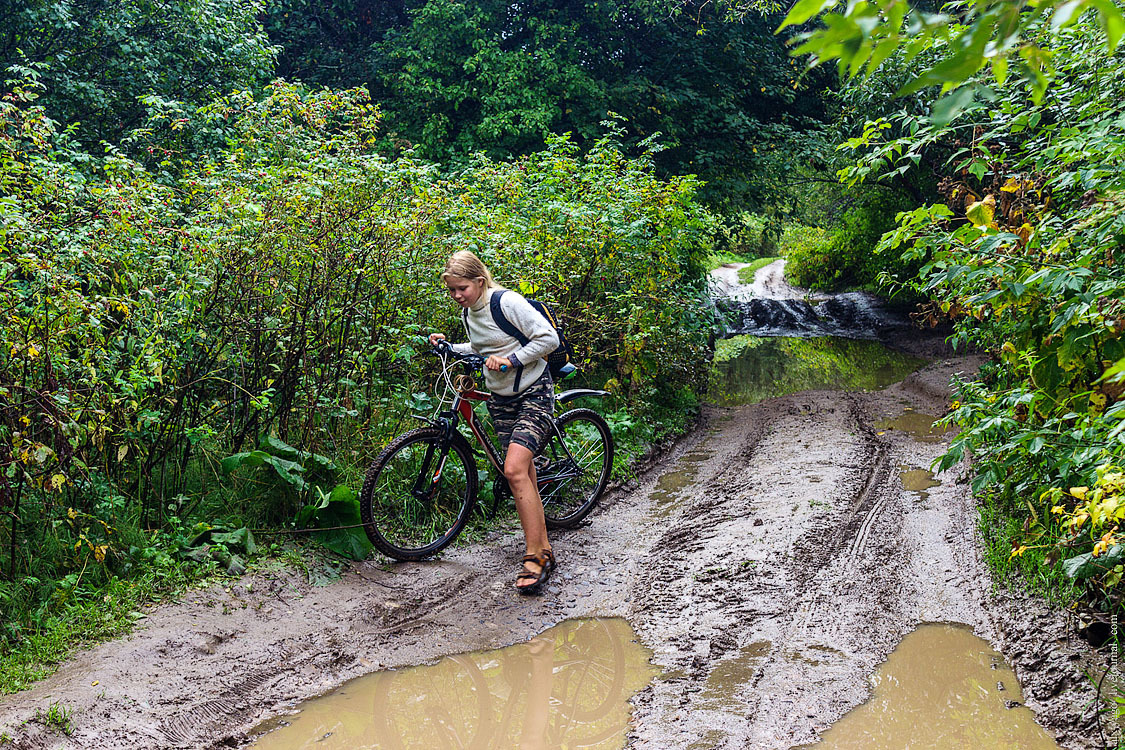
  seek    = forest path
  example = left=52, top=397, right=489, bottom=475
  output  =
left=0, top=269, right=1103, bottom=749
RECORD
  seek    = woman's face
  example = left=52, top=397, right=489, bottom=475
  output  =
left=446, top=276, right=486, bottom=308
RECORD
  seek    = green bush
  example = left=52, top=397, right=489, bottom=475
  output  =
left=708, top=211, right=781, bottom=263
left=785, top=191, right=912, bottom=291
left=0, top=78, right=715, bottom=685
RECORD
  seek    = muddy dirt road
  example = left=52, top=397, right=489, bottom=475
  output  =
left=0, top=269, right=1107, bottom=749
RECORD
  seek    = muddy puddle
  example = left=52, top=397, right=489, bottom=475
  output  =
left=876, top=409, right=953, bottom=442
left=250, top=618, right=656, bottom=749
left=709, top=336, right=925, bottom=406
left=801, top=623, right=1061, bottom=749
left=900, top=466, right=941, bottom=501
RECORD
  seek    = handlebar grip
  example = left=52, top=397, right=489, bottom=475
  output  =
left=499, top=364, right=508, bottom=372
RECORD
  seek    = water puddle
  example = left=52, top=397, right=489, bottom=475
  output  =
left=650, top=465, right=701, bottom=517
left=899, top=467, right=941, bottom=501
left=709, top=336, right=925, bottom=407
left=701, top=641, right=772, bottom=708
left=250, top=618, right=656, bottom=750
left=800, top=623, right=1061, bottom=749
left=875, top=410, right=953, bottom=443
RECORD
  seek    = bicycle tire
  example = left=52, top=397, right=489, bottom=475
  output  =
left=359, top=427, right=478, bottom=561
left=369, top=653, right=495, bottom=750
left=539, top=408, right=613, bottom=529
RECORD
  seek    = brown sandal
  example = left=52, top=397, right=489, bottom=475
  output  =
left=516, top=549, right=556, bottom=595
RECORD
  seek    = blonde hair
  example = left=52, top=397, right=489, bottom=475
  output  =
left=441, top=250, right=500, bottom=290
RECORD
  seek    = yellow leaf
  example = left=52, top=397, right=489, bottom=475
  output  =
left=117, top=444, right=129, bottom=462
left=1000, top=177, right=1022, bottom=193
left=94, top=545, right=108, bottom=563
left=1070, top=486, right=1089, bottom=501
left=965, top=195, right=997, bottom=228
left=27, top=344, right=39, bottom=359
left=50, top=474, right=66, bottom=491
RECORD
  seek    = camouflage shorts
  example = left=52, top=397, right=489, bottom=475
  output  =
left=488, top=370, right=554, bottom=455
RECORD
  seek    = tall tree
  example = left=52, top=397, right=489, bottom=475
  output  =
left=0, top=0, right=276, bottom=141
left=265, top=0, right=831, bottom=208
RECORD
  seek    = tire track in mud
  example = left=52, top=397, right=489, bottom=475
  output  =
left=0, top=355, right=1104, bottom=750
left=629, top=391, right=896, bottom=749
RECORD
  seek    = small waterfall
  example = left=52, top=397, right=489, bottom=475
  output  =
left=712, top=261, right=911, bottom=340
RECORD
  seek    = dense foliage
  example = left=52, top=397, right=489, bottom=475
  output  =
left=834, top=14, right=1125, bottom=629
left=0, top=78, right=712, bottom=688
left=266, top=0, right=830, bottom=209
left=1, top=0, right=275, bottom=144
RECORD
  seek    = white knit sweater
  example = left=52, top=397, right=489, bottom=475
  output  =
left=451, top=288, right=559, bottom=396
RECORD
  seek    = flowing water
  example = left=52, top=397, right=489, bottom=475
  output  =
left=249, top=618, right=656, bottom=750
left=713, top=259, right=912, bottom=341
left=800, top=623, right=1061, bottom=750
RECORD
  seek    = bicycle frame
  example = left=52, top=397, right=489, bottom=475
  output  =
left=424, top=372, right=586, bottom=516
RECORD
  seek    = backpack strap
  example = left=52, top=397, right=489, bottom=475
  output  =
left=489, top=290, right=530, bottom=345
left=489, top=290, right=528, bottom=391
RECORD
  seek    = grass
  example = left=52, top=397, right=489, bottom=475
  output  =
left=736, top=256, right=782, bottom=284
left=34, top=701, right=72, bottom=735
left=0, top=561, right=212, bottom=694
left=977, top=491, right=1082, bottom=607
left=706, top=249, right=759, bottom=271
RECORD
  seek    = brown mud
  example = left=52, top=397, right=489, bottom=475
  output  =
left=0, top=276, right=1109, bottom=749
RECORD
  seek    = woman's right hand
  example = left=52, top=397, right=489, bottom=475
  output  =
left=428, top=332, right=446, bottom=347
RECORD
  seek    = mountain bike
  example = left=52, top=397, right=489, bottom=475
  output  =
left=358, top=342, right=614, bottom=561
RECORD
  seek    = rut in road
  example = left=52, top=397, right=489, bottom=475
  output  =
left=624, top=368, right=1051, bottom=750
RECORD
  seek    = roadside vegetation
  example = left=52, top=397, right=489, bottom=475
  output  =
left=2, top=0, right=835, bottom=693
left=4, top=0, right=1124, bottom=721
left=779, top=0, right=1125, bottom=717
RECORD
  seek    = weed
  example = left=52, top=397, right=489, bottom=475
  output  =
left=736, top=256, right=781, bottom=284
left=33, top=702, right=72, bottom=735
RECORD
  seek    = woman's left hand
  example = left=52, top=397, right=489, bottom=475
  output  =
left=485, top=355, right=509, bottom=372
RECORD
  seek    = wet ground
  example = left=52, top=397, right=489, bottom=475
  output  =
left=0, top=260, right=1107, bottom=749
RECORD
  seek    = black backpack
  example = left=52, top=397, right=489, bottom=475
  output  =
left=465, top=290, right=576, bottom=388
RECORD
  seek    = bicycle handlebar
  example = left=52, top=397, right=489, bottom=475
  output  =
left=431, top=342, right=512, bottom=372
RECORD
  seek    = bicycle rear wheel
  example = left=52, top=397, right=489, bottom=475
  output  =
left=538, top=408, right=613, bottom=529
left=359, top=427, right=478, bottom=561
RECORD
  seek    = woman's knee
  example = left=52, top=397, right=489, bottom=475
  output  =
left=504, top=444, right=534, bottom=482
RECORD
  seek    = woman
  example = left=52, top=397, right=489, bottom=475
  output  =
left=429, top=250, right=560, bottom=594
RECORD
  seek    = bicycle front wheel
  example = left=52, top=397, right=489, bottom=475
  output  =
left=359, top=427, right=478, bottom=561
left=539, top=408, right=613, bottom=529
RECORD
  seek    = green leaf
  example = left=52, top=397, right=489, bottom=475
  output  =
left=1051, top=0, right=1087, bottom=30
left=1100, top=356, right=1125, bottom=384
left=779, top=0, right=841, bottom=30
left=299, top=484, right=372, bottom=560
left=930, top=86, right=979, bottom=126
left=1062, top=545, right=1125, bottom=579
left=1091, top=0, right=1125, bottom=49
left=210, top=527, right=257, bottom=555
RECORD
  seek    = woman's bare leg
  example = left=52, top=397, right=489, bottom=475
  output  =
left=504, top=443, right=551, bottom=588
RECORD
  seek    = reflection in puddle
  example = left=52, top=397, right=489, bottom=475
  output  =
left=250, top=618, right=656, bottom=750
left=875, top=411, right=953, bottom=443
left=899, top=467, right=941, bottom=501
left=651, top=465, right=700, bottom=518
left=803, top=623, right=1061, bottom=749
left=709, top=336, right=925, bottom=407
